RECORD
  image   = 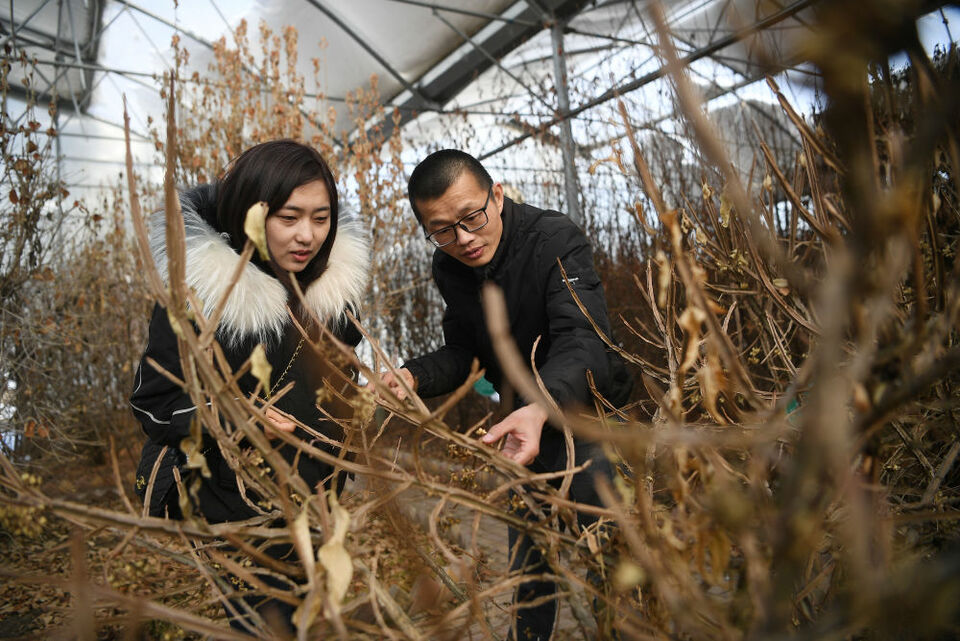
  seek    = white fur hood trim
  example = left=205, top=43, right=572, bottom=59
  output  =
left=149, top=194, right=370, bottom=346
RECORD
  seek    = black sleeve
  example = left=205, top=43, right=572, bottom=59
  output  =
left=402, top=297, right=476, bottom=399
left=130, top=304, right=196, bottom=446
left=536, top=223, right=616, bottom=408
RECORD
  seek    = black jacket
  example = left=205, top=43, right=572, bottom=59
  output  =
left=404, top=197, right=631, bottom=418
left=131, top=185, right=369, bottom=519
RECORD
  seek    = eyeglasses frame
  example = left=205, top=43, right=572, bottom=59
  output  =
left=424, top=188, right=493, bottom=248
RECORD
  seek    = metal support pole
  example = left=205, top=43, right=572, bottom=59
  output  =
left=54, top=0, right=64, bottom=214
left=385, top=0, right=539, bottom=26
left=64, top=0, right=87, bottom=91
left=550, top=18, right=582, bottom=227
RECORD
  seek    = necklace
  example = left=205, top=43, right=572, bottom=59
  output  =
left=269, top=336, right=305, bottom=396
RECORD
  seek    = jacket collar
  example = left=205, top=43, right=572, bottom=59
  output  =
left=149, top=190, right=369, bottom=347
left=474, top=196, right=520, bottom=281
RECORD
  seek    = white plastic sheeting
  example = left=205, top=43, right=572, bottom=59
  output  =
left=2, top=0, right=956, bottom=203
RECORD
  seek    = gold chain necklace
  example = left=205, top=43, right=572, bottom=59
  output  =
left=269, top=336, right=305, bottom=396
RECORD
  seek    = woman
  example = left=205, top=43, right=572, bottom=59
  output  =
left=130, top=140, right=368, bottom=630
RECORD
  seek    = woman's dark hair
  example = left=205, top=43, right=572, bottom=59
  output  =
left=216, top=139, right=339, bottom=287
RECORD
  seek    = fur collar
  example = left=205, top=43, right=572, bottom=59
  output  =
left=149, top=193, right=369, bottom=347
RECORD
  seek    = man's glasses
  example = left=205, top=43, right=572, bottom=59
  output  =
left=424, top=189, right=492, bottom=248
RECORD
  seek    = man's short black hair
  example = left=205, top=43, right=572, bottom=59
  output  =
left=407, top=149, right=493, bottom=223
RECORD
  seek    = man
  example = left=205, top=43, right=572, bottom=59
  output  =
left=379, top=149, right=631, bottom=640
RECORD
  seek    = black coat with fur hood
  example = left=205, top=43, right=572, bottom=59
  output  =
left=131, top=185, right=369, bottom=520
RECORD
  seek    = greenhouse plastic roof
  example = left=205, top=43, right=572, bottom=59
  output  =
left=1, top=0, right=955, bottom=196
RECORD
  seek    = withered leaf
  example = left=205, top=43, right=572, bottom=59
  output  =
left=719, top=190, right=732, bottom=228
left=243, top=201, right=270, bottom=260
left=179, top=415, right=211, bottom=478
left=291, top=504, right=317, bottom=583
left=613, top=560, right=645, bottom=592
left=654, top=250, right=670, bottom=309
left=317, top=491, right=353, bottom=615
left=678, top=306, right=706, bottom=374
left=697, top=347, right=727, bottom=424
left=250, top=344, right=272, bottom=396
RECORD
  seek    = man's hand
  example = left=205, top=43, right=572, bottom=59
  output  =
left=264, top=406, right=296, bottom=440
left=369, top=367, right=417, bottom=401
left=480, top=404, right=548, bottom=466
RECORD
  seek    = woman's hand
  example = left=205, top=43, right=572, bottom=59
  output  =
left=264, top=406, right=297, bottom=439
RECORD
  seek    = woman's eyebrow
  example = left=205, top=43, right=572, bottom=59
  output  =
left=281, top=204, right=331, bottom=213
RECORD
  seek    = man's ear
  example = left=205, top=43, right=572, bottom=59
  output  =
left=492, top=182, right=505, bottom=211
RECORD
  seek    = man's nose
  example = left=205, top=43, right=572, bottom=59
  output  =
left=454, top=224, right=474, bottom=244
